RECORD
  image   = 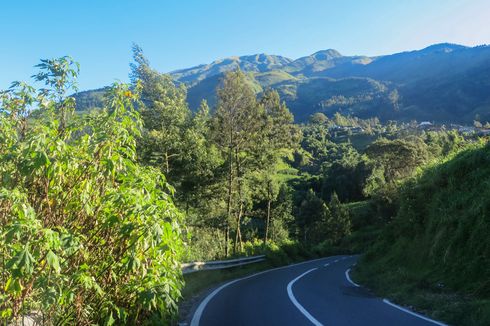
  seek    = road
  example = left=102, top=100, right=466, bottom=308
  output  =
left=190, top=255, right=447, bottom=326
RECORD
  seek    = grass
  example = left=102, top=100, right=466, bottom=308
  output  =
left=352, top=143, right=490, bottom=325
left=351, top=262, right=490, bottom=326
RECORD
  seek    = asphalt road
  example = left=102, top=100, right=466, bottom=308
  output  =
left=190, top=255, right=447, bottom=326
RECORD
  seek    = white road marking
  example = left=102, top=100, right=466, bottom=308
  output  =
left=190, top=256, right=333, bottom=326
left=334, top=259, right=339, bottom=263
left=324, top=263, right=330, bottom=267
left=383, top=299, right=448, bottom=326
left=287, top=268, right=324, bottom=326
left=345, top=268, right=360, bottom=287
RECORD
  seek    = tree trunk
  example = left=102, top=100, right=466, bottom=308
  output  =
left=233, top=147, right=243, bottom=254
left=234, top=204, right=244, bottom=254
left=224, top=225, right=229, bottom=257
left=225, top=146, right=233, bottom=257
left=165, top=151, right=170, bottom=174
left=264, top=199, right=271, bottom=245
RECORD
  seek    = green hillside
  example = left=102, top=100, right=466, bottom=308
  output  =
left=72, top=87, right=108, bottom=111
left=170, top=43, right=490, bottom=123
left=171, top=53, right=292, bottom=86
left=275, top=77, right=394, bottom=121
left=73, top=43, right=490, bottom=123
left=356, top=143, right=490, bottom=325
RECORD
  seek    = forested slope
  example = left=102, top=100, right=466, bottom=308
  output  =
left=356, top=143, right=490, bottom=325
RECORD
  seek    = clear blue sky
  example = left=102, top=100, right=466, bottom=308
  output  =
left=1, top=0, right=489, bottom=91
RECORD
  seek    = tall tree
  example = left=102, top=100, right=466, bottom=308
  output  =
left=253, top=89, right=300, bottom=244
left=212, top=70, right=265, bottom=255
left=327, top=192, right=352, bottom=243
left=130, top=44, right=191, bottom=184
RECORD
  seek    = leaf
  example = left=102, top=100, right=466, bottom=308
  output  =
left=4, top=277, right=22, bottom=294
left=106, top=312, right=115, bottom=326
left=7, top=248, right=34, bottom=276
left=33, top=150, right=50, bottom=169
left=46, top=250, right=61, bottom=273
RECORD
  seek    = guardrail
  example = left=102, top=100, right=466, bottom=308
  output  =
left=182, top=255, right=266, bottom=274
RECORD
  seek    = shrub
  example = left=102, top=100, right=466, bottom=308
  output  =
left=0, top=58, right=184, bottom=324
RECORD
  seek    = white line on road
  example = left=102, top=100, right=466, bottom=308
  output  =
left=287, top=268, right=324, bottom=326
left=334, top=259, right=339, bottom=263
left=324, top=263, right=330, bottom=267
left=190, top=256, right=334, bottom=326
left=383, top=299, right=448, bottom=326
left=345, top=268, right=360, bottom=287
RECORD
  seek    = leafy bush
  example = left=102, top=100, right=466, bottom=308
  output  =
left=265, top=243, right=290, bottom=267
left=0, top=58, right=184, bottom=324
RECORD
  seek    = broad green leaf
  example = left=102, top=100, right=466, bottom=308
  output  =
left=46, top=250, right=61, bottom=273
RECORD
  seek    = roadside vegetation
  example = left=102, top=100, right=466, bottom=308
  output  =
left=1, top=45, right=489, bottom=325
left=0, top=58, right=183, bottom=324
left=354, top=143, right=490, bottom=326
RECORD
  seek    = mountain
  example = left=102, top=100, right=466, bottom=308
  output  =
left=75, top=43, right=490, bottom=123
left=72, top=87, right=109, bottom=111
left=171, top=54, right=292, bottom=86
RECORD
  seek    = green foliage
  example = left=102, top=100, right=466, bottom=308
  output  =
left=133, top=51, right=300, bottom=262
left=0, top=58, right=183, bottom=324
left=366, top=137, right=429, bottom=183
left=327, top=193, right=352, bottom=242
left=357, top=142, right=490, bottom=325
left=131, top=45, right=191, bottom=178
left=77, top=44, right=490, bottom=124
left=208, top=70, right=300, bottom=256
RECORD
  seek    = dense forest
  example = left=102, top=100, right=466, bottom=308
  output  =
left=1, top=46, right=489, bottom=325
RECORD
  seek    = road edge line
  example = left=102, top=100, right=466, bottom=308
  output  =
left=383, top=299, right=448, bottom=326
left=345, top=268, right=360, bottom=287
left=189, top=256, right=342, bottom=326
left=286, top=268, right=323, bottom=326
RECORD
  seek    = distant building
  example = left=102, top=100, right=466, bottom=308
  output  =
left=418, top=121, right=433, bottom=128
left=458, top=126, right=475, bottom=134
left=477, top=129, right=490, bottom=136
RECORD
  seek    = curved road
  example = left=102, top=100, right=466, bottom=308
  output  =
left=190, top=255, right=447, bottom=326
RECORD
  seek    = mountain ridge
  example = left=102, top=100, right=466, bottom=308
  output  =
left=74, top=43, right=490, bottom=123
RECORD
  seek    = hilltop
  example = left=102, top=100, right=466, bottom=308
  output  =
left=75, top=43, right=490, bottom=123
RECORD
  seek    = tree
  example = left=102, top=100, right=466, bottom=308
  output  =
left=327, top=193, right=352, bottom=243
left=212, top=70, right=265, bottom=255
left=260, top=89, right=301, bottom=150
left=250, top=170, right=280, bottom=244
left=252, top=90, right=300, bottom=244
left=366, top=138, right=428, bottom=183
left=296, top=189, right=327, bottom=243
left=309, top=112, right=329, bottom=125
left=321, top=154, right=374, bottom=202
left=0, top=58, right=183, bottom=324
left=131, top=44, right=191, bottom=181
left=177, top=100, right=222, bottom=212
